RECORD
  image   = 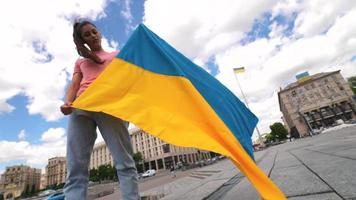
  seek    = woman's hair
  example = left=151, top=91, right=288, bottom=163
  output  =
left=73, top=20, right=102, bottom=63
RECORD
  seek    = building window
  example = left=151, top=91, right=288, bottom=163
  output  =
left=332, top=74, right=338, bottom=81
left=291, top=90, right=297, bottom=97
left=308, top=93, right=314, bottom=99
left=162, top=144, right=170, bottom=153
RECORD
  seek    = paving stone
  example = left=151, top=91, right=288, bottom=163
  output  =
left=288, top=192, right=342, bottom=200
left=270, top=165, right=331, bottom=197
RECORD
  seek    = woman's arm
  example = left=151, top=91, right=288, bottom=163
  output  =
left=60, top=73, right=83, bottom=115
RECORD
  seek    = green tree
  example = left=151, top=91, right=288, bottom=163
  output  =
left=98, top=165, right=109, bottom=181
left=89, top=168, right=99, bottom=182
left=31, top=184, right=36, bottom=195
left=21, top=184, right=30, bottom=197
left=55, top=183, right=65, bottom=190
left=347, top=76, right=356, bottom=94
left=265, top=133, right=274, bottom=143
left=97, top=164, right=116, bottom=181
left=108, top=165, right=117, bottom=180
left=269, top=122, right=288, bottom=141
left=133, top=152, right=144, bottom=173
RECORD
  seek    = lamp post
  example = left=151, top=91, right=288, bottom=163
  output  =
left=233, top=67, right=264, bottom=146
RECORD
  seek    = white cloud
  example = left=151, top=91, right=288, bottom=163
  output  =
left=144, top=0, right=278, bottom=63
left=0, top=0, right=112, bottom=121
left=0, top=100, right=15, bottom=115
left=18, top=130, right=26, bottom=141
left=41, top=128, right=66, bottom=143
left=293, top=0, right=356, bottom=37
left=121, top=0, right=135, bottom=33
left=143, top=0, right=356, bottom=140
left=0, top=127, right=66, bottom=168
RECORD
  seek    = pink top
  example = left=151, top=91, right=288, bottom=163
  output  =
left=73, top=50, right=119, bottom=97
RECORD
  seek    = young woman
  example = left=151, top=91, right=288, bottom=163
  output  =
left=60, top=20, right=139, bottom=200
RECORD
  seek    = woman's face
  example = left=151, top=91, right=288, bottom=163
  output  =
left=80, top=24, right=102, bottom=51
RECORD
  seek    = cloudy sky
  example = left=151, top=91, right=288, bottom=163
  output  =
left=1, top=0, right=355, bottom=173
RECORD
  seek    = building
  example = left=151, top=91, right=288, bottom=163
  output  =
left=90, top=128, right=211, bottom=171
left=0, top=165, right=41, bottom=199
left=90, top=142, right=114, bottom=169
left=0, top=173, right=5, bottom=191
left=130, top=127, right=211, bottom=171
left=40, top=173, right=47, bottom=190
left=278, top=70, right=356, bottom=137
left=45, top=157, right=67, bottom=187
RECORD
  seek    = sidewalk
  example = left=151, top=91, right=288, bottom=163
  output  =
left=140, top=125, right=356, bottom=200
left=139, top=158, right=238, bottom=200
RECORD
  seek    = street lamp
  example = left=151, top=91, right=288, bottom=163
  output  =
left=233, top=67, right=264, bottom=146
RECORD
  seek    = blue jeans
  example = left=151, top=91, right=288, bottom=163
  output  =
left=64, top=109, right=139, bottom=200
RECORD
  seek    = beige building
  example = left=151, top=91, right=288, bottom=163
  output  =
left=278, top=70, right=356, bottom=137
left=130, top=127, right=211, bottom=171
left=89, top=128, right=211, bottom=171
left=40, top=173, right=47, bottom=190
left=0, top=165, right=41, bottom=199
left=90, top=142, right=114, bottom=169
left=45, top=157, right=67, bottom=187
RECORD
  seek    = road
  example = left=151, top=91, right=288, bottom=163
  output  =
left=95, top=162, right=214, bottom=200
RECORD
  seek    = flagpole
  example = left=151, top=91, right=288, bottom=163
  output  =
left=233, top=67, right=264, bottom=147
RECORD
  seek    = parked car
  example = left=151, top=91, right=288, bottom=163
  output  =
left=217, top=155, right=225, bottom=160
left=175, top=161, right=183, bottom=169
left=38, top=189, right=56, bottom=197
left=137, top=172, right=144, bottom=179
left=142, top=169, right=156, bottom=178
left=45, top=192, right=65, bottom=200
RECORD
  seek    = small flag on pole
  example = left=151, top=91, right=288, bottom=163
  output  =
left=234, top=67, right=245, bottom=74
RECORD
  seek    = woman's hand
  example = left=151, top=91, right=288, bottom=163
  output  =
left=77, top=45, right=104, bottom=64
left=60, top=102, right=73, bottom=115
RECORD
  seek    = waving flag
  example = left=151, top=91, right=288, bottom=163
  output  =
left=234, top=66, right=245, bottom=74
left=72, top=24, right=285, bottom=199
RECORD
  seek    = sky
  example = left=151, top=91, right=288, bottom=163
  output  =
left=1, top=0, right=356, bottom=173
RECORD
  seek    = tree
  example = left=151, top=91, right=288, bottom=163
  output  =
left=347, top=76, right=356, bottom=95
left=89, top=168, right=99, bottom=182
left=98, top=165, right=109, bottom=181
left=21, top=184, right=30, bottom=197
left=265, top=133, right=274, bottom=143
left=269, top=122, right=288, bottom=141
left=97, top=164, right=116, bottom=181
left=55, top=183, right=65, bottom=190
left=108, top=165, right=117, bottom=181
left=133, top=152, right=144, bottom=173
left=31, top=184, right=36, bottom=195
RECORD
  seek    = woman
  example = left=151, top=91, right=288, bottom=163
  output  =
left=60, top=20, right=139, bottom=200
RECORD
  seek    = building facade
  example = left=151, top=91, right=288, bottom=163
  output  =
left=278, top=71, right=356, bottom=137
left=0, top=165, right=41, bottom=199
left=40, top=173, right=47, bottom=190
left=130, top=127, right=211, bottom=171
left=45, top=157, right=67, bottom=187
left=89, top=128, right=211, bottom=171
left=90, top=142, right=114, bottom=169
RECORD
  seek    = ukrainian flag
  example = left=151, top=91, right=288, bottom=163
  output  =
left=234, top=67, right=245, bottom=74
left=73, top=24, right=285, bottom=199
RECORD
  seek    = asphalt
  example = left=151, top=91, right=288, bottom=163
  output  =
left=138, top=124, right=356, bottom=200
